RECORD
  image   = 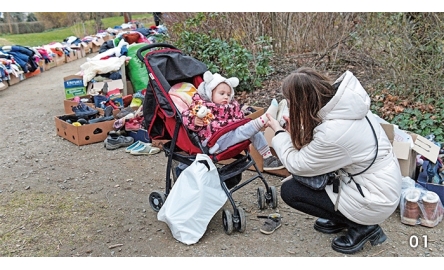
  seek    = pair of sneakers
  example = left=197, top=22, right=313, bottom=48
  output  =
left=125, top=141, right=161, bottom=155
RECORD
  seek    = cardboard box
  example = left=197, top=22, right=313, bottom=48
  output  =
left=47, top=60, right=57, bottom=70
left=91, top=38, right=104, bottom=53
left=71, top=42, right=89, bottom=58
left=63, top=75, right=87, bottom=99
left=25, top=68, right=41, bottom=79
left=7, top=72, right=25, bottom=86
left=38, top=59, right=46, bottom=71
left=380, top=123, right=440, bottom=179
left=126, top=80, right=134, bottom=95
left=55, top=54, right=65, bottom=66
left=87, top=79, right=125, bottom=96
left=64, top=95, right=95, bottom=114
left=38, top=59, right=55, bottom=72
left=54, top=114, right=114, bottom=146
left=0, top=81, right=8, bottom=91
left=65, top=50, right=78, bottom=63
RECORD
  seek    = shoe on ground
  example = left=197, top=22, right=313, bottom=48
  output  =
left=104, top=134, right=134, bottom=150
left=331, top=224, right=387, bottom=254
left=130, top=143, right=161, bottom=155
left=125, top=141, right=143, bottom=153
left=263, top=156, right=285, bottom=171
left=259, top=213, right=282, bottom=235
left=314, top=218, right=348, bottom=234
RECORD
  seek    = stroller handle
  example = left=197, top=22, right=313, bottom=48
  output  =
left=136, top=43, right=179, bottom=62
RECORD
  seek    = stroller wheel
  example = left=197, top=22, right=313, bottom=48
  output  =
left=236, top=207, right=246, bottom=233
left=269, top=186, right=278, bottom=209
left=222, top=208, right=234, bottom=235
left=149, top=191, right=166, bottom=212
left=257, top=187, right=266, bottom=210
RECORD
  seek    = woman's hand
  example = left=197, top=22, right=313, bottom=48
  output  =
left=266, top=113, right=290, bottom=134
left=282, top=115, right=290, bottom=132
left=265, top=113, right=282, bottom=132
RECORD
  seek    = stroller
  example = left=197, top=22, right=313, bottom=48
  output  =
left=137, top=43, right=278, bottom=234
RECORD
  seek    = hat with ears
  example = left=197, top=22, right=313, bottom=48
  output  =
left=197, top=71, right=239, bottom=102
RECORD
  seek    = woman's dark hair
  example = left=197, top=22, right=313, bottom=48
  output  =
left=281, top=67, right=336, bottom=150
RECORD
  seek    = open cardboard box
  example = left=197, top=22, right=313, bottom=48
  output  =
left=54, top=113, right=115, bottom=146
left=65, top=50, right=78, bottom=63
left=24, top=68, right=41, bottom=79
left=64, top=95, right=95, bottom=114
left=55, top=54, right=65, bottom=66
left=87, top=79, right=124, bottom=94
left=380, top=123, right=440, bottom=179
left=7, top=71, right=25, bottom=86
left=0, top=81, right=8, bottom=91
left=90, top=37, right=104, bottom=53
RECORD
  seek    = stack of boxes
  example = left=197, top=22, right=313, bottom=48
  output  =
left=55, top=62, right=128, bottom=146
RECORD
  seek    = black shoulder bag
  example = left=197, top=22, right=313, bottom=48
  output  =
left=292, top=116, right=378, bottom=192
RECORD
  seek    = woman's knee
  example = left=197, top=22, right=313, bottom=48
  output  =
left=280, top=180, right=293, bottom=203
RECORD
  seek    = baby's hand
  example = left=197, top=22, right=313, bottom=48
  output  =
left=194, top=117, right=204, bottom=126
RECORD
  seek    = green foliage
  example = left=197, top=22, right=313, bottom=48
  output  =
left=371, top=97, right=444, bottom=143
left=170, top=13, right=274, bottom=92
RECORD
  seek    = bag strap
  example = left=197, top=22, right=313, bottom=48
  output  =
left=348, top=115, right=379, bottom=177
left=337, top=115, right=378, bottom=200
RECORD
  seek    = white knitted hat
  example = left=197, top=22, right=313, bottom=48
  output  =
left=197, top=71, right=239, bottom=102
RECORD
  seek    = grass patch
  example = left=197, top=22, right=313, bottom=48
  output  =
left=0, top=13, right=153, bottom=47
left=0, top=191, right=120, bottom=257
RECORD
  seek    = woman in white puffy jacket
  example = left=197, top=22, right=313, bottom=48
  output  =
left=267, top=67, right=402, bottom=255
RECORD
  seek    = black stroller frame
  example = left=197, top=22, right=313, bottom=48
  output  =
left=137, top=43, right=277, bottom=234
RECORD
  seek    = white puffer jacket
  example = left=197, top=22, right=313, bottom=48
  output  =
left=272, top=70, right=402, bottom=225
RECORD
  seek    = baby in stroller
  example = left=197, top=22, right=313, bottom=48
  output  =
left=181, top=71, right=284, bottom=172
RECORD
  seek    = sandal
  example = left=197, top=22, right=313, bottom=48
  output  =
left=258, top=213, right=282, bottom=235
left=130, top=143, right=161, bottom=155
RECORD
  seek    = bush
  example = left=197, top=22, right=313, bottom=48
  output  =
left=166, top=12, right=274, bottom=92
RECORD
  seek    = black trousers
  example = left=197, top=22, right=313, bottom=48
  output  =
left=280, top=178, right=366, bottom=229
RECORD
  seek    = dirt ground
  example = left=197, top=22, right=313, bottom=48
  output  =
left=0, top=53, right=443, bottom=259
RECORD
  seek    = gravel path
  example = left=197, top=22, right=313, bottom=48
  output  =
left=0, top=54, right=443, bottom=259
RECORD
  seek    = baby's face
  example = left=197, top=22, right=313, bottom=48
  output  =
left=212, top=83, right=232, bottom=105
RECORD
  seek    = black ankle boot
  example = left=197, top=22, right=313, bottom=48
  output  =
left=331, top=225, right=387, bottom=254
left=314, top=218, right=348, bottom=234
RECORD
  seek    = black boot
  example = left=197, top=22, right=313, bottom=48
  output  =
left=314, top=218, right=348, bottom=234
left=331, top=225, right=387, bottom=254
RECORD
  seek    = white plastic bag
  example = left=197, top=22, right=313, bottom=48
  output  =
left=157, top=153, right=228, bottom=245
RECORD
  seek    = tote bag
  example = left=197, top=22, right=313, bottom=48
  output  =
left=157, top=154, right=228, bottom=245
